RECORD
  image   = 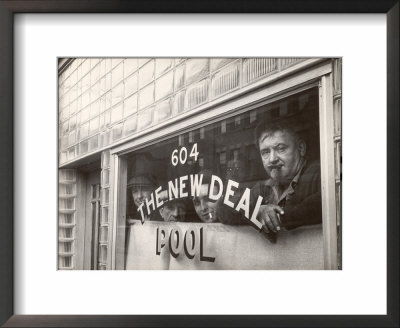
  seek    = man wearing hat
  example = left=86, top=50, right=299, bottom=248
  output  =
left=127, top=174, right=159, bottom=224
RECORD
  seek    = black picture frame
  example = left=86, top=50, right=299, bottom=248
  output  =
left=1, top=1, right=398, bottom=327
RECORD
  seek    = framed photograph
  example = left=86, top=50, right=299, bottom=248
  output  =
left=58, top=56, right=336, bottom=271
left=1, top=1, right=398, bottom=327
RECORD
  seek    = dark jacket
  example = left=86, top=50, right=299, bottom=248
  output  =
left=250, top=161, right=322, bottom=230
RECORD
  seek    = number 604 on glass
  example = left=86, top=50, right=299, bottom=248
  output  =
left=171, top=143, right=199, bottom=166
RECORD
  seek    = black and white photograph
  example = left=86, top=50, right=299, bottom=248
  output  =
left=1, top=4, right=395, bottom=323
left=58, top=57, right=342, bottom=270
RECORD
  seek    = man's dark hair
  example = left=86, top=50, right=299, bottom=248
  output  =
left=254, top=118, right=302, bottom=148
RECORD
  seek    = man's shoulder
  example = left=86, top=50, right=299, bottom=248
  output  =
left=250, top=178, right=269, bottom=190
left=297, top=160, right=321, bottom=188
left=249, top=179, right=267, bottom=196
left=304, top=160, right=321, bottom=175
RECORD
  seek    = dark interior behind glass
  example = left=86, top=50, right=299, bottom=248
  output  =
left=124, top=87, right=320, bottom=225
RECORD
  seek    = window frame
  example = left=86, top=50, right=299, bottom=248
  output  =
left=107, top=59, right=338, bottom=270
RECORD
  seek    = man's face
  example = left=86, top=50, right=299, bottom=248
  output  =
left=160, top=200, right=186, bottom=222
left=131, top=186, right=152, bottom=208
left=193, top=185, right=220, bottom=223
left=258, top=130, right=305, bottom=184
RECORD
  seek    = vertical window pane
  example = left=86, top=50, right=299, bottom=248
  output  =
left=102, top=188, right=110, bottom=205
left=81, top=90, right=91, bottom=108
left=99, top=245, right=108, bottom=263
left=124, top=58, right=138, bottom=78
left=124, top=94, right=138, bottom=117
left=102, top=169, right=110, bottom=186
left=102, top=150, right=110, bottom=168
left=112, top=83, right=124, bottom=106
left=59, top=213, right=74, bottom=224
left=90, top=100, right=100, bottom=119
left=155, top=58, right=173, bottom=77
left=111, top=103, right=123, bottom=124
left=80, top=106, right=90, bottom=123
left=185, top=58, right=209, bottom=85
left=69, top=115, right=77, bottom=130
left=154, top=98, right=172, bottom=122
left=89, top=135, right=99, bottom=151
left=125, top=73, right=138, bottom=98
left=174, top=64, right=185, bottom=90
left=155, top=71, right=173, bottom=101
left=112, top=62, right=124, bottom=87
left=112, top=122, right=123, bottom=141
left=79, top=122, right=89, bottom=139
left=138, top=83, right=154, bottom=110
left=100, top=226, right=109, bottom=243
left=79, top=139, right=89, bottom=155
left=101, top=207, right=109, bottom=224
left=172, top=90, right=185, bottom=114
left=68, top=130, right=76, bottom=145
left=91, top=64, right=100, bottom=84
left=59, top=169, right=76, bottom=181
left=137, top=106, right=153, bottom=130
left=123, top=114, right=137, bottom=136
left=138, top=60, right=154, bottom=88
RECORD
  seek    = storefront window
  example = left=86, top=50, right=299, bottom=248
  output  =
left=120, top=87, right=323, bottom=269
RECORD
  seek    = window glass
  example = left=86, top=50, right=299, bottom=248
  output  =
left=185, top=58, right=209, bottom=85
left=138, top=60, right=155, bottom=88
left=155, top=58, right=173, bottom=78
left=124, top=58, right=138, bottom=78
left=125, top=73, right=138, bottom=98
left=210, top=58, right=235, bottom=72
left=123, top=87, right=321, bottom=230
left=138, top=83, right=154, bottom=110
left=155, top=71, right=174, bottom=101
left=115, top=86, right=329, bottom=270
left=111, top=82, right=124, bottom=106
left=124, top=94, right=138, bottom=118
left=174, top=64, right=185, bottom=91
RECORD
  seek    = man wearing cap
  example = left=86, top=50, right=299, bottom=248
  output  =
left=127, top=174, right=159, bottom=224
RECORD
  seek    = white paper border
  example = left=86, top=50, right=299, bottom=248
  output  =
left=14, top=14, right=387, bottom=315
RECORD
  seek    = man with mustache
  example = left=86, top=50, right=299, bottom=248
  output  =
left=252, top=120, right=322, bottom=240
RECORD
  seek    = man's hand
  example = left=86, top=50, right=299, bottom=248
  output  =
left=258, top=204, right=284, bottom=234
